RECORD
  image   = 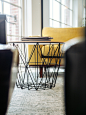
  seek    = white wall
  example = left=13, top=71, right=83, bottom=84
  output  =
left=72, top=0, right=78, bottom=27
left=32, top=0, right=41, bottom=36
left=78, top=0, right=83, bottom=27
left=71, top=0, right=84, bottom=27
left=22, top=0, right=41, bottom=37
left=43, top=0, right=49, bottom=28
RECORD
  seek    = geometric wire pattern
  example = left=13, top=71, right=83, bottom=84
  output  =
left=13, top=42, right=64, bottom=90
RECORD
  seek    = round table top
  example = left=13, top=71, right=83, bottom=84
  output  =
left=8, top=40, right=64, bottom=44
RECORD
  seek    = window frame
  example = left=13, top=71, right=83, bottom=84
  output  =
left=0, top=0, right=22, bottom=39
left=49, top=0, right=73, bottom=28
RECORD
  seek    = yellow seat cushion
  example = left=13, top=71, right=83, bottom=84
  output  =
left=41, top=58, right=64, bottom=66
left=42, top=44, right=64, bottom=56
left=28, top=45, right=43, bottom=65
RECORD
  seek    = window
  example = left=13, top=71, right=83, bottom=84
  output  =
left=82, top=0, right=86, bottom=27
left=0, top=0, right=22, bottom=42
left=0, top=1, right=2, bottom=14
left=49, top=0, right=73, bottom=28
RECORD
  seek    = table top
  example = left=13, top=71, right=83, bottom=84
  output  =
left=8, top=40, right=64, bottom=44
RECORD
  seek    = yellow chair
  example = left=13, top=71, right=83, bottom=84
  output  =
left=28, top=27, right=85, bottom=77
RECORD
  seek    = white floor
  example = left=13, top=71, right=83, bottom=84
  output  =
left=7, top=74, right=65, bottom=115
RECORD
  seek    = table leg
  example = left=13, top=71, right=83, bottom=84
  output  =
left=40, top=67, right=43, bottom=78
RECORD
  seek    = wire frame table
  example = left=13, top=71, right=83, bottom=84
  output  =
left=9, top=41, right=64, bottom=90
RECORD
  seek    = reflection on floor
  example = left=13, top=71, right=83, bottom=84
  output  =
left=7, top=72, right=65, bottom=115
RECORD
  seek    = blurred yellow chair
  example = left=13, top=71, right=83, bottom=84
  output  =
left=28, top=27, right=85, bottom=77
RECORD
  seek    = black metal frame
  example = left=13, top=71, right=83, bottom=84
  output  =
left=12, top=41, right=64, bottom=90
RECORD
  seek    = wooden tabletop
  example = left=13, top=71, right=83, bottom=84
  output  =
left=8, top=40, right=64, bottom=44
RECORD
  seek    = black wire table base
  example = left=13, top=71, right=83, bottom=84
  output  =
left=11, top=41, right=64, bottom=90
left=16, top=66, right=59, bottom=90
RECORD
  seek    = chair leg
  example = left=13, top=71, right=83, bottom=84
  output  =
left=44, top=67, right=46, bottom=72
left=40, top=67, right=43, bottom=78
